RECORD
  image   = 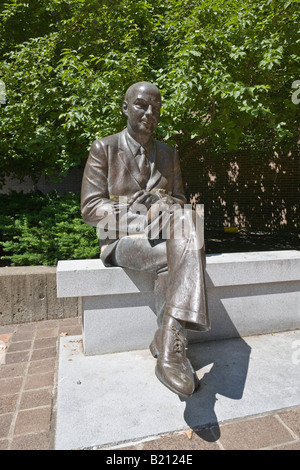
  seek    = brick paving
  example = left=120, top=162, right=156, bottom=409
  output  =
left=119, top=408, right=300, bottom=451
left=0, top=317, right=81, bottom=450
left=0, top=318, right=300, bottom=450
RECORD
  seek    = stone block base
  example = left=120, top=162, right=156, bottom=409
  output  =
left=57, top=251, right=300, bottom=355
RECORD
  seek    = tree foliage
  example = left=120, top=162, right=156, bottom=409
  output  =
left=0, top=0, right=299, bottom=183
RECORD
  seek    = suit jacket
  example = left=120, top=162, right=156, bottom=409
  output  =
left=81, top=129, right=187, bottom=264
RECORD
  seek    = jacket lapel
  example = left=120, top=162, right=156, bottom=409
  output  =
left=117, top=130, right=146, bottom=188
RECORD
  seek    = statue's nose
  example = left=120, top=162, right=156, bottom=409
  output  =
left=145, top=105, right=153, bottom=115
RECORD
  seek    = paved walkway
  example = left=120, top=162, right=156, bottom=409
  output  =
left=0, top=318, right=299, bottom=450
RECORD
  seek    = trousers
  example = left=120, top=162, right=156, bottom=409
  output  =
left=105, top=208, right=210, bottom=332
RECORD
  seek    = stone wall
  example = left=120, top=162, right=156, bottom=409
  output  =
left=0, top=266, right=81, bottom=326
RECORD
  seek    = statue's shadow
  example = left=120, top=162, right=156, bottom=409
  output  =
left=181, top=333, right=251, bottom=441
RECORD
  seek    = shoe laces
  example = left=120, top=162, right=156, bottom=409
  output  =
left=171, top=327, right=187, bottom=355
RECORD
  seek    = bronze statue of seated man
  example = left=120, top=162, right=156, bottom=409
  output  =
left=81, top=81, right=210, bottom=398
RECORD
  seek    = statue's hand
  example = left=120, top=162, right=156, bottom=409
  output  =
left=128, top=190, right=159, bottom=210
left=146, top=197, right=181, bottom=222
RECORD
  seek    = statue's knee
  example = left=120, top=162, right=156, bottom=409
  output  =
left=179, top=208, right=196, bottom=230
left=170, top=207, right=196, bottom=239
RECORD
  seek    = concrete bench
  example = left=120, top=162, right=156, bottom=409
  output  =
left=57, top=250, right=300, bottom=355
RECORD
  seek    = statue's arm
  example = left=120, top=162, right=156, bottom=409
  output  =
left=81, top=140, right=146, bottom=234
left=81, top=139, right=116, bottom=227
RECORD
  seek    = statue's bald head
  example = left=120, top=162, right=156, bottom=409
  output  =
left=124, top=81, right=161, bottom=103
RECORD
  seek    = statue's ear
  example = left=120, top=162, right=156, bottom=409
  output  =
left=122, top=101, right=128, bottom=116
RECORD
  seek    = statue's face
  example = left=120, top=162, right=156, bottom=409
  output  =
left=123, top=83, right=161, bottom=137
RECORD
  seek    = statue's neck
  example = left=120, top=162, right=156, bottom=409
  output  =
left=126, top=124, right=152, bottom=148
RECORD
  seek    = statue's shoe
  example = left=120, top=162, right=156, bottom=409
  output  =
left=150, top=316, right=200, bottom=398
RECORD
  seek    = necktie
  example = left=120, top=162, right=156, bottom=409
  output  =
left=136, top=147, right=150, bottom=181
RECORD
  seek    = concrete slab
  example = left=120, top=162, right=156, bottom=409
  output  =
left=82, top=293, right=157, bottom=355
left=55, top=330, right=300, bottom=450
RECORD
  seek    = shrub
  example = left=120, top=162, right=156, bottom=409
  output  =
left=0, top=191, right=100, bottom=266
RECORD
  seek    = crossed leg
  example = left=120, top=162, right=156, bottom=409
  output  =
left=108, top=209, right=209, bottom=398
